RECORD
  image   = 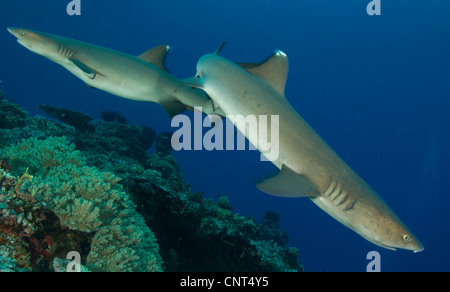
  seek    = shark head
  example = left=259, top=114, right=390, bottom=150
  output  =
left=357, top=204, right=425, bottom=253
left=364, top=218, right=424, bottom=253
left=195, top=54, right=222, bottom=82
left=7, top=27, right=63, bottom=62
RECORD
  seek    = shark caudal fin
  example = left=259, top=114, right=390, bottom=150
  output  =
left=138, top=45, right=171, bottom=72
left=256, top=165, right=321, bottom=198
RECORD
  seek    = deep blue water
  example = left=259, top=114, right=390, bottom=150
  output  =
left=1, top=0, right=449, bottom=271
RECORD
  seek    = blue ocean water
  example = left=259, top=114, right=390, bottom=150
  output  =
left=0, top=0, right=449, bottom=271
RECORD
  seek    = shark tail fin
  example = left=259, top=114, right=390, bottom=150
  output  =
left=138, top=45, right=171, bottom=72
left=256, top=165, right=321, bottom=198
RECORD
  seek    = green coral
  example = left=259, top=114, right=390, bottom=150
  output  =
left=2, top=136, right=82, bottom=177
left=28, top=164, right=122, bottom=233
left=2, top=136, right=163, bottom=272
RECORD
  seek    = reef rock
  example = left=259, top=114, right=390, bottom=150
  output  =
left=0, top=92, right=303, bottom=272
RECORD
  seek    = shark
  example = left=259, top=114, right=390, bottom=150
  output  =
left=187, top=49, right=424, bottom=252
left=7, top=27, right=224, bottom=117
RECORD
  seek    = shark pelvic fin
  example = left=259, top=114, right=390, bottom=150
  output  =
left=182, top=77, right=204, bottom=89
left=238, top=50, right=289, bottom=97
left=160, top=100, right=187, bottom=118
left=256, top=165, right=321, bottom=198
left=138, top=45, right=170, bottom=72
left=71, top=59, right=97, bottom=79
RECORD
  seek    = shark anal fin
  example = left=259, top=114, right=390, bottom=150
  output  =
left=256, top=165, right=320, bottom=198
left=138, top=45, right=170, bottom=72
left=211, top=99, right=220, bottom=112
left=160, top=100, right=187, bottom=118
left=237, top=50, right=288, bottom=97
left=71, top=59, right=96, bottom=79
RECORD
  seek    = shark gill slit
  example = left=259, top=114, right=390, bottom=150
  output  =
left=58, top=45, right=74, bottom=59
left=323, top=176, right=355, bottom=211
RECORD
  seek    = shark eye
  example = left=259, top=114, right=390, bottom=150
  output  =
left=402, top=234, right=411, bottom=243
left=19, top=30, right=25, bottom=36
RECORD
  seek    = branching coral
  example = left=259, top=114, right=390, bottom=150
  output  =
left=2, top=137, right=163, bottom=272
left=2, top=136, right=83, bottom=177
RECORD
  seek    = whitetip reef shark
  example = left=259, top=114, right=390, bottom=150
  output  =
left=186, top=47, right=424, bottom=252
left=7, top=27, right=224, bottom=117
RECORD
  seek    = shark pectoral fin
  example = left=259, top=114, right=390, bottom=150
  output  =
left=160, top=100, right=187, bottom=118
left=256, top=165, right=321, bottom=198
left=71, top=59, right=97, bottom=79
left=138, top=45, right=171, bottom=72
left=237, top=50, right=288, bottom=97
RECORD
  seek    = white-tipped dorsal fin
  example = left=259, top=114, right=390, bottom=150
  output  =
left=238, top=50, right=289, bottom=97
left=138, top=45, right=171, bottom=72
left=256, top=165, right=321, bottom=198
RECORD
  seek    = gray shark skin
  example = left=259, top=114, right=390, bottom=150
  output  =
left=7, top=27, right=223, bottom=117
left=188, top=51, right=424, bottom=252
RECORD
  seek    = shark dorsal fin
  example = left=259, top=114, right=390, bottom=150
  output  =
left=138, top=45, right=171, bottom=72
left=256, top=165, right=320, bottom=198
left=238, top=50, right=289, bottom=97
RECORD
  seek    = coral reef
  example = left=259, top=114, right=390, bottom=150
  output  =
left=125, top=165, right=302, bottom=272
left=38, top=104, right=94, bottom=132
left=0, top=92, right=303, bottom=272
left=2, top=136, right=163, bottom=272
left=0, top=98, right=27, bottom=129
left=0, top=164, right=91, bottom=272
left=101, top=110, right=127, bottom=124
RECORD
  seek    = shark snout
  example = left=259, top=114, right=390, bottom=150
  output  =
left=7, top=27, right=25, bottom=45
left=7, top=27, right=21, bottom=38
left=7, top=27, right=37, bottom=51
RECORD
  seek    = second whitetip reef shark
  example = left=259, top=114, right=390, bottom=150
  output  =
left=186, top=47, right=424, bottom=252
left=7, top=27, right=224, bottom=117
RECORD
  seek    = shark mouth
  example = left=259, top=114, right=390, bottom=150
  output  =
left=17, top=39, right=33, bottom=50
